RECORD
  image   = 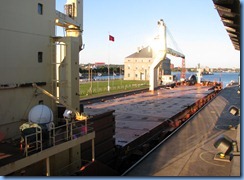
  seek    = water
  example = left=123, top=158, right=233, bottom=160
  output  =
left=201, top=72, right=239, bottom=88
left=172, top=72, right=239, bottom=88
left=94, top=75, right=123, bottom=81
left=79, top=75, right=124, bottom=83
left=83, top=72, right=239, bottom=88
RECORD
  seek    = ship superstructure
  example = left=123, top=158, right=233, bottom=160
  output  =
left=0, top=0, right=95, bottom=176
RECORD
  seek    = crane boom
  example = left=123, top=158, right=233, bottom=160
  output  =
left=167, top=48, right=186, bottom=80
left=167, top=48, right=185, bottom=58
left=32, top=83, right=88, bottom=121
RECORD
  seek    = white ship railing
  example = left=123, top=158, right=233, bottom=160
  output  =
left=22, top=120, right=93, bottom=156
left=23, top=126, right=42, bottom=156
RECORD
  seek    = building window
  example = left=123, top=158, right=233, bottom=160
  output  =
left=128, top=73, right=130, bottom=77
left=38, top=52, right=43, bottom=63
left=38, top=3, right=43, bottom=15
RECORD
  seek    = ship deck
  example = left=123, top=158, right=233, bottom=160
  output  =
left=123, top=85, right=240, bottom=176
left=84, top=85, right=219, bottom=157
left=0, top=84, right=227, bottom=176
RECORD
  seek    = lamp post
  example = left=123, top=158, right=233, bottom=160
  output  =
left=87, top=64, right=93, bottom=95
left=107, top=64, right=110, bottom=92
left=120, top=66, right=122, bottom=86
left=90, top=66, right=93, bottom=95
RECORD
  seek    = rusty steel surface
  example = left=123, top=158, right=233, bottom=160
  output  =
left=85, top=85, right=215, bottom=148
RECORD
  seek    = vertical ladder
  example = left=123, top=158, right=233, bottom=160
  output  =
left=51, top=40, right=68, bottom=109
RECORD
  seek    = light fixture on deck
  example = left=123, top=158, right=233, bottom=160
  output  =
left=214, top=135, right=233, bottom=162
left=229, top=105, right=240, bottom=116
left=213, top=135, right=239, bottom=162
left=237, top=88, right=240, bottom=94
left=63, top=109, right=73, bottom=119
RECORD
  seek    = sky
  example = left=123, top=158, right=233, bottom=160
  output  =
left=56, top=0, right=240, bottom=68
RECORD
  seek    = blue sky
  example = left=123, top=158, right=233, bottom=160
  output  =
left=56, top=0, right=240, bottom=68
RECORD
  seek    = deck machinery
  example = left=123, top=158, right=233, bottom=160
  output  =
left=149, top=19, right=185, bottom=91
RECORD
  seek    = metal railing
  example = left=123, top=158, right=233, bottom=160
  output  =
left=22, top=120, right=93, bottom=156
left=23, top=126, right=42, bottom=156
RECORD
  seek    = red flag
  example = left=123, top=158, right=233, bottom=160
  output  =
left=109, top=35, right=115, bottom=42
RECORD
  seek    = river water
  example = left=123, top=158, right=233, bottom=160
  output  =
left=88, top=72, right=240, bottom=89
left=172, top=72, right=240, bottom=88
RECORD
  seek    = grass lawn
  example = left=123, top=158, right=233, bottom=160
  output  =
left=79, top=79, right=149, bottom=98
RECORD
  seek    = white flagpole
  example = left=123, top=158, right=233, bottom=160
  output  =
left=108, top=32, right=110, bottom=92
left=107, top=33, right=115, bottom=92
